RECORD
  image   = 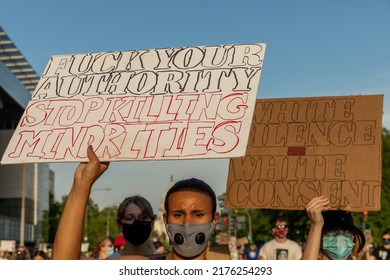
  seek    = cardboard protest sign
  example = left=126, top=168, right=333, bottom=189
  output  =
left=1, top=44, right=266, bottom=164
left=225, top=94, right=383, bottom=212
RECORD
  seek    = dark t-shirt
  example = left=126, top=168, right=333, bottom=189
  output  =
left=372, top=246, right=390, bottom=260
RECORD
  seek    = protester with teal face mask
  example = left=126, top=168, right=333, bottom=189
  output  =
left=90, top=237, right=114, bottom=259
left=302, top=196, right=366, bottom=260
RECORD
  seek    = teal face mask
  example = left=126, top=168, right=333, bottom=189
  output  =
left=107, top=247, right=114, bottom=257
left=322, top=232, right=355, bottom=260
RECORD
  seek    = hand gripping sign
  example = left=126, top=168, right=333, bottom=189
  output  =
left=1, top=43, right=266, bottom=164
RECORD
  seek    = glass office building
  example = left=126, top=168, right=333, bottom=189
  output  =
left=0, top=25, right=53, bottom=246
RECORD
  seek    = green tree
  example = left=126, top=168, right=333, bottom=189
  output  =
left=83, top=200, right=120, bottom=249
left=362, top=128, right=390, bottom=245
left=41, top=194, right=121, bottom=250
left=41, top=192, right=62, bottom=243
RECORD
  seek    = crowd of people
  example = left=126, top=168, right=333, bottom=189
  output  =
left=0, top=245, right=49, bottom=260
left=1, top=146, right=389, bottom=261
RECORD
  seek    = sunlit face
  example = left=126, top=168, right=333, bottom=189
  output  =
left=163, top=190, right=218, bottom=225
left=102, top=239, right=113, bottom=254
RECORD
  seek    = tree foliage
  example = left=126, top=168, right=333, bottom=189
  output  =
left=362, top=128, right=390, bottom=245
left=41, top=195, right=120, bottom=249
left=41, top=192, right=62, bottom=244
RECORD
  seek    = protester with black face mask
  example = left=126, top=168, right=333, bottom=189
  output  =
left=109, top=196, right=157, bottom=258
left=370, top=230, right=390, bottom=260
left=52, top=146, right=148, bottom=260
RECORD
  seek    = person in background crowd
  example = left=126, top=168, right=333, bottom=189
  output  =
left=0, top=249, right=7, bottom=260
left=152, top=237, right=167, bottom=254
left=11, top=246, right=31, bottom=260
left=242, top=243, right=260, bottom=260
left=90, top=237, right=113, bottom=259
left=32, top=250, right=49, bottom=260
left=113, top=234, right=125, bottom=253
left=303, top=196, right=366, bottom=260
left=370, top=230, right=390, bottom=260
left=259, top=217, right=302, bottom=260
left=108, top=196, right=156, bottom=258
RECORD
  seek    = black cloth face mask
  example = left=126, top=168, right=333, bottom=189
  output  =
left=120, top=220, right=152, bottom=245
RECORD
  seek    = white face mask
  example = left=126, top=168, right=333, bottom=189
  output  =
left=166, top=223, right=215, bottom=258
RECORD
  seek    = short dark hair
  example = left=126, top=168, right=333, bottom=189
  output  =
left=33, top=250, right=48, bottom=260
left=164, top=178, right=217, bottom=215
left=274, top=217, right=288, bottom=226
left=116, top=195, right=155, bottom=224
left=382, top=230, right=390, bottom=238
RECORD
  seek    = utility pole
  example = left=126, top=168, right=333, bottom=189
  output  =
left=19, top=164, right=26, bottom=246
left=106, top=207, right=111, bottom=237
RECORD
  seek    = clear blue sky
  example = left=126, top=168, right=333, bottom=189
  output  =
left=1, top=0, right=389, bottom=213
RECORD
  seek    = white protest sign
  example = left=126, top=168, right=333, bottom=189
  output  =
left=1, top=44, right=266, bottom=164
left=0, top=240, right=16, bottom=252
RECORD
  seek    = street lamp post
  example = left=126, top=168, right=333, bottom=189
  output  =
left=84, top=187, right=111, bottom=242
left=106, top=208, right=109, bottom=237
left=233, top=209, right=253, bottom=243
left=106, top=207, right=112, bottom=237
left=244, top=209, right=253, bottom=243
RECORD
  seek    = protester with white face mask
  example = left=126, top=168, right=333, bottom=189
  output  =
left=163, top=178, right=220, bottom=260
left=303, top=196, right=366, bottom=260
left=259, top=217, right=302, bottom=260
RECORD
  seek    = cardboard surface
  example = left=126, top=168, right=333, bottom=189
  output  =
left=1, top=44, right=266, bottom=164
left=225, top=94, right=383, bottom=212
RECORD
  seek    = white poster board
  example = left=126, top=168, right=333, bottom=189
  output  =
left=0, top=240, right=16, bottom=252
left=1, top=44, right=266, bottom=164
